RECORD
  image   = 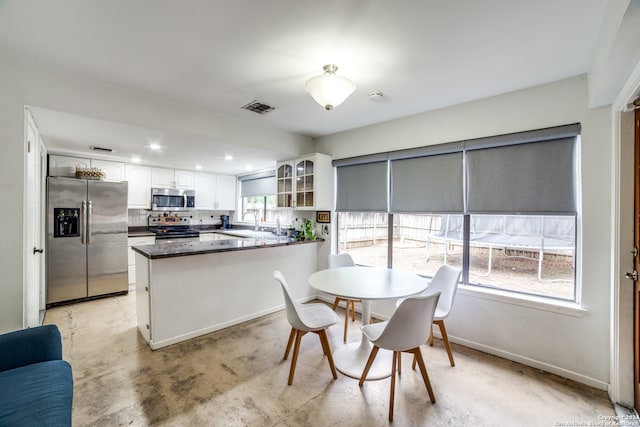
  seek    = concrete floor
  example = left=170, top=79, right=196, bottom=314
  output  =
left=44, top=289, right=615, bottom=426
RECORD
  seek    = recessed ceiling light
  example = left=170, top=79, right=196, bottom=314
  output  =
left=195, top=165, right=203, bottom=170
left=225, top=155, right=233, bottom=161
left=131, top=157, right=141, bottom=163
left=147, top=143, right=161, bottom=150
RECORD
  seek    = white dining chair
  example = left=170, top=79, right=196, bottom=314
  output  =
left=274, top=270, right=340, bottom=385
left=359, top=292, right=441, bottom=422
left=328, top=253, right=360, bottom=342
left=397, top=264, right=462, bottom=367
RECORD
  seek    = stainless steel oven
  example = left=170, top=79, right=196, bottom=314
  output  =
left=148, top=214, right=200, bottom=241
left=151, top=188, right=195, bottom=211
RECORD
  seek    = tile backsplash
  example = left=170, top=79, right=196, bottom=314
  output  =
left=128, top=210, right=233, bottom=227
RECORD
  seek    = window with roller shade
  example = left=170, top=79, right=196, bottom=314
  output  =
left=334, top=123, right=579, bottom=301
left=239, top=171, right=293, bottom=225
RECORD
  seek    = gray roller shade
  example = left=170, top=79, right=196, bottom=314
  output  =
left=336, top=161, right=388, bottom=212
left=466, top=137, right=577, bottom=214
left=390, top=152, right=464, bottom=213
left=240, top=176, right=276, bottom=197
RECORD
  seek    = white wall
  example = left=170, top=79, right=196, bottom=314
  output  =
left=0, top=52, right=313, bottom=333
left=315, top=75, right=613, bottom=388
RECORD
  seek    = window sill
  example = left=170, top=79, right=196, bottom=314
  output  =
left=457, top=285, right=587, bottom=317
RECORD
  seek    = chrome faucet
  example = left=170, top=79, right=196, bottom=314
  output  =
left=242, top=211, right=258, bottom=231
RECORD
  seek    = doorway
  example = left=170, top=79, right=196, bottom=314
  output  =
left=24, top=109, right=46, bottom=327
left=635, top=106, right=640, bottom=413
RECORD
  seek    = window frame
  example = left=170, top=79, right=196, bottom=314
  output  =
left=336, top=212, right=581, bottom=309
left=333, top=124, right=582, bottom=306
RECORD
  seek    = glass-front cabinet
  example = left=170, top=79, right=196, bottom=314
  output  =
left=277, top=162, right=293, bottom=208
left=276, top=153, right=333, bottom=210
left=295, top=159, right=314, bottom=208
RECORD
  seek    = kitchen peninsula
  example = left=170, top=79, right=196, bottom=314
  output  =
left=133, top=235, right=322, bottom=349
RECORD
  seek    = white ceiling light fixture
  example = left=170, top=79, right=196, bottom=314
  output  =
left=305, top=64, right=356, bottom=111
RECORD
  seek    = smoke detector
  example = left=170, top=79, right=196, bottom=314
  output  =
left=368, top=91, right=384, bottom=102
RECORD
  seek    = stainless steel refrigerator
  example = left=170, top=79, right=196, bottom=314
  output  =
left=47, top=177, right=128, bottom=305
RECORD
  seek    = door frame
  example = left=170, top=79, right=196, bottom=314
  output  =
left=23, top=108, right=45, bottom=327
left=635, top=107, right=640, bottom=412
left=611, top=59, right=640, bottom=407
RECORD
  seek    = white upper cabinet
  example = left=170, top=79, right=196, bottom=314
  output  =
left=90, top=159, right=125, bottom=181
left=151, top=168, right=194, bottom=189
left=276, top=153, right=333, bottom=210
left=49, top=155, right=125, bottom=181
left=195, top=172, right=236, bottom=210
left=49, top=155, right=234, bottom=210
left=151, top=168, right=173, bottom=188
left=125, top=165, right=152, bottom=209
left=194, top=172, right=216, bottom=209
left=215, top=174, right=236, bottom=210
left=48, top=155, right=90, bottom=177
left=174, top=170, right=195, bottom=189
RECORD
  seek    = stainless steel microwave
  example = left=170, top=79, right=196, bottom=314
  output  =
left=151, top=188, right=195, bottom=211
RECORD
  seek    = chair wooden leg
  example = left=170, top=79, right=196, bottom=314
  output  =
left=351, top=301, right=356, bottom=321
left=435, top=320, right=455, bottom=366
left=343, top=303, right=349, bottom=342
left=398, top=352, right=402, bottom=375
left=429, top=323, right=434, bottom=346
left=412, top=354, right=417, bottom=370
left=287, top=330, right=306, bottom=385
left=358, top=345, right=380, bottom=386
left=284, top=328, right=296, bottom=360
left=332, top=297, right=340, bottom=311
left=389, top=351, right=398, bottom=422
left=317, top=329, right=338, bottom=379
left=411, top=347, right=436, bottom=403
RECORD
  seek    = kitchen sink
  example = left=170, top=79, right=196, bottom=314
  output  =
left=220, top=230, right=276, bottom=238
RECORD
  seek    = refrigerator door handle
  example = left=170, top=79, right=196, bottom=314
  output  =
left=81, top=200, right=87, bottom=244
left=87, top=200, right=93, bottom=244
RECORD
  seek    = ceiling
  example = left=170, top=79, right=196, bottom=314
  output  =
left=0, top=0, right=610, bottom=174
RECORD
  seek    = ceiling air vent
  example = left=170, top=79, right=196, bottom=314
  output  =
left=241, top=100, right=277, bottom=115
left=90, top=146, right=113, bottom=153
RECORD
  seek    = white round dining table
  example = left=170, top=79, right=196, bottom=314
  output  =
left=308, top=266, right=428, bottom=380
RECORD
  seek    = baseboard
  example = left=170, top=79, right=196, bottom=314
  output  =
left=439, top=335, right=609, bottom=390
left=316, top=294, right=608, bottom=390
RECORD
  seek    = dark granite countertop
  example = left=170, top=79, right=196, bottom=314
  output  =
left=132, top=236, right=323, bottom=259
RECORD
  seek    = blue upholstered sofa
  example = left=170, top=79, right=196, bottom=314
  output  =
left=0, top=324, right=73, bottom=426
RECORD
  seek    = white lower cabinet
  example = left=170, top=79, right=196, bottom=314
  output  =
left=128, top=236, right=155, bottom=284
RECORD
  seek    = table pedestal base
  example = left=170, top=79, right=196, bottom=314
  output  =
left=333, top=341, right=392, bottom=380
